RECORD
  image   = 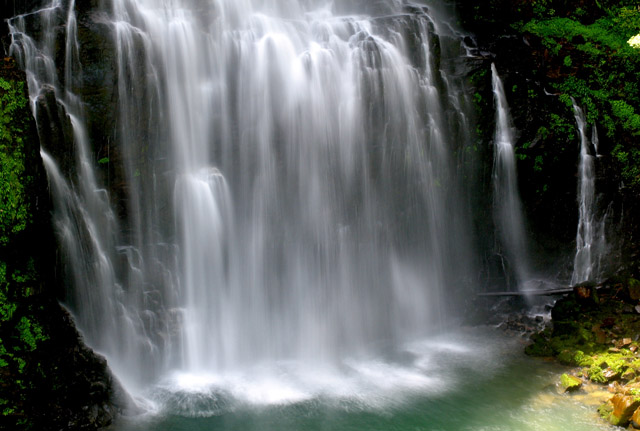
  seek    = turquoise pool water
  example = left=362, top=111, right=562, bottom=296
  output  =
left=111, top=327, right=615, bottom=431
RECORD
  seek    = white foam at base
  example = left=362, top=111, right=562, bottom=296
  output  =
left=146, top=329, right=505, bottom=416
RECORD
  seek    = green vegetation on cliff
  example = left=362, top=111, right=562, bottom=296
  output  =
left=520, top=4, right=640, bottom=187
left=461, top=0, right=640, bottom=266
left=0, top=77, right=33, bottom=245
left=0, top=56, right=118, bottom=431
left=0, top=63, right=50, bottom=428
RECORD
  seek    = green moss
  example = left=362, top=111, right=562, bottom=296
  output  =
left=525, top=328, right=554, bottom=356
left=15, top=316, right=47, bottom=351
left=522, top=6, right=640, bottom=52
left=588, top=365, right=608, bottom=383
left=610, top=99, right=640, bottom=135
left=548, top=112, right=575, bottom=139
left=0, top=77, right=33, bottom=246
left=608, top=413, right=624, bottom=426
left=1, top=263, right=17, bottom=322
left=572, top=350, right=595, bottom=367
left=612, top=144, right=640, bottom=185
left=560, top=373, right=583, bottom=391
left=563, top=55, right=573, bottom=67
left=598, top=401, right=614, bottom=419
left=0, top=70, right=51, bottom=427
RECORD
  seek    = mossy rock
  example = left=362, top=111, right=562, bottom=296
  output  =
left=623, top=369, right=637, bottom=382
left=631, top=406, right=640, bottom=429
left=560, top=373, right=583, bottom=392
left=607, top=393, right=640, bottom=427
left=588, top=365, right=608, bottom=383
left=525, top=328, right=555, bottom=357
left=628, top=278, right=640, bottom=300
left=599, top=401, right=614, bottom=420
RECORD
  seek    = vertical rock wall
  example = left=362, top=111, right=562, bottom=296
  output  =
left=0, top=39, right=120, bottom=431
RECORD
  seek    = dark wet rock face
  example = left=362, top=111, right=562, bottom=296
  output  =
left=0, top=56, right=122, bottom=429
left=12, top=302, right=124, bottom=430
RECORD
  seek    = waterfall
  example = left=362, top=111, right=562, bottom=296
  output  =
left=571, top=102, right=607, bottom=285
left=9, top=0, right=477, bottom=392
left=490, top=64, right=530, bottom=289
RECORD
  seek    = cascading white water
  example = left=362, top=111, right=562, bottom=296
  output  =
left=571, top=102, right=607, bottom=285
left=9, top=0, right=477, bottom=393
left=8, top=1, right=168, bottom=387
left=490, top=64, right=530, bottom=289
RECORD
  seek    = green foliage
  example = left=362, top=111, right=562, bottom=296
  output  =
left=0, top=72, right=51, bottom=427
left=574, top=350, right=594, bottom=367
left=610, top=99, right=640, bottom=135
left=609, top=6, right=640, bottom=38
left=0, top=342, right=8, bottom=367
left=532, top=0, right=555, bottom=19
left=536, top=126, right=549, bottom=140
left=533, top=155, right=544, bottom=172
left=0, top=78, right=28, bottom=143
left=0, top=77, right=32, bottom=246
left=517, top=4, right=640, bottom=189
left=588, top=365, right=608, bottom=383
left=0, top=262, right=15, bottom=322
left=549, top=112, right=575, bottom=139
left=15, top=316, right=47, bottom=351
left=522, top=9, right=640, bottom=52
left=612, top=144, right=640, bottom=185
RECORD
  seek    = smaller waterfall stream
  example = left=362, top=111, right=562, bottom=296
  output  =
left=571, top=102, right=607, bottom=285
left=490, top=64, right=530, bottom=290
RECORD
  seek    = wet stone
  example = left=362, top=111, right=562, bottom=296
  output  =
left=607, top=393, right=640, bottom=426
left=560, top=373, right=583, bottom=392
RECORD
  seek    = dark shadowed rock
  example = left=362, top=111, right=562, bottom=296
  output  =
left=0, top=56, right=122, bottom=430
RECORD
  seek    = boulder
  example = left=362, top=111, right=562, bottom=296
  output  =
left=606, top=393, right=640, bottom=427
left=603, top=368, right=622, bottom=382
left=628, top=279, right=640, bottom=301
left=622, top=369, right=636, bottom=382
left=560, top=373, right=582, bottom=392
left=631, top=406, right=640, bottom=429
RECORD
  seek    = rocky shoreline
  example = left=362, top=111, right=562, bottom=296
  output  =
left=525, top=280, right=640, bottom=428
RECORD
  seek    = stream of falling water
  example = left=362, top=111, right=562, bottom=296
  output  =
left=571, top=102, right=607, bottom=285
left=9, top=0, right=477, bottom=393
left=490, top=64, right=531, bottom=290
